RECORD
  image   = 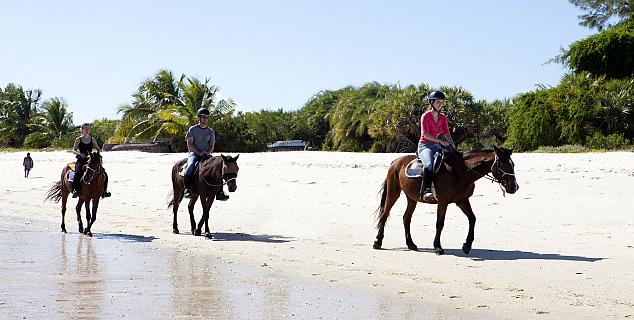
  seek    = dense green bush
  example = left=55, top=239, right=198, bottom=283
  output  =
left=23, top=132, right=51, bottom=148
left=585, top=132, right=630, bottom=149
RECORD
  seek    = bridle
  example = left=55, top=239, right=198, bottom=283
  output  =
left=81, top=157, right=103, bottom=185
left=202, top=165, right=237, bottom=187
left=456, top=152, right=515, bottom=196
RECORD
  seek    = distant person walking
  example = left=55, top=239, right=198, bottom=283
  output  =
left=23, top=152, right=34, bottom=178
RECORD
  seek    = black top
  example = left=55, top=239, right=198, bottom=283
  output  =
left=78, top=137, right=94, bottom=155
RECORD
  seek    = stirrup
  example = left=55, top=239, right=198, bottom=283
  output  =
left=183, top=189, right=192, bottom=199
left=422, top=191, right=436, bottom=201
left=72, top=190, right=79, bottom=198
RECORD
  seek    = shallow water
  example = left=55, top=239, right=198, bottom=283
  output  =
left=0, top=217, right=477, bottom=320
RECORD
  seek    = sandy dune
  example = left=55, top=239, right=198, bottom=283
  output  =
left=1, top=150, right=633, bottom=319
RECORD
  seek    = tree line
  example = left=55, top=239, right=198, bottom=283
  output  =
left=2, top=0, right=632, bottom=153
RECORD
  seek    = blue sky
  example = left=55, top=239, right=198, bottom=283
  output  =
left=1, top=1, right=593, bottom=124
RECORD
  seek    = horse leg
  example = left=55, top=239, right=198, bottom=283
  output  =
left=203, top=198, right=213, bottom=239
left=172, top=190, right=183, bottom=234
left=85, top=198, right=99, bottom=237
left=84, top=199, right=91, bottom=235
left=373, top=179, right=401, bottom=250
left=188, top=195, right=199, bottom=235
left=75, top=198, right=85, bottom=234
left=455, top=199, right=476, bottom=254
left=195, top=196, right=211, bottom=237
left=60, top=192, right=68, bottom=233
left=403, top=196, right=419, bottom=250
left=433, top=202, right=449, bottom=255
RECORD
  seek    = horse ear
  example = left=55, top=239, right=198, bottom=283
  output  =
left=493, top=145, right=500, bottom=153
left=234, top=154, right=239, bottom=161
left=221, top=154, right=228, bottom=162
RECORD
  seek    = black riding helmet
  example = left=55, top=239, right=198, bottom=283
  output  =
left=428, top=90, right=446, bottom=102
left=197, top=108, right=210, bottom=117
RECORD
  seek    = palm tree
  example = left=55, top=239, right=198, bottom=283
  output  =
left=32, top=97, right=74, bottom=139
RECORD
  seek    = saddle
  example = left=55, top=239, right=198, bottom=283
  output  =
left=66, top=162, right=77, bottom=182
left=179, top=158, right=205, bottom=177
left=405, top=151, right=445, bottom=178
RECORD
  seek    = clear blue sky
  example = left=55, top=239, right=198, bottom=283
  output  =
left=1, top=0, right=593, bottom=124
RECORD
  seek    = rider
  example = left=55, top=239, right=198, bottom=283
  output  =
left=418, top=90, right=455, bottom=201
left=183, top=108, right=229, bottom=200
left=71, top=123, right=111, bottom=198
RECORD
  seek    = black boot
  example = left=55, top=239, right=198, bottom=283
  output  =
left=216, top=188, right=229, bottom=201
left=101, top=171, right=111, bottom=198
left=183, top=174, right=193, bottom=198
left=420, top=168, right=435, bottom=201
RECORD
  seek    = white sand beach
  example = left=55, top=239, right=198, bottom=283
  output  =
left=1, top=150, right=633, bottom=319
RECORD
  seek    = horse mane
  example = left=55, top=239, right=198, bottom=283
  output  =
left=462, top=148, right=494, bottom=161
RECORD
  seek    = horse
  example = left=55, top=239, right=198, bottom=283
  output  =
left=45, top=152, right=105, bottom=237
left=168, top=154, right=239, bottom=238
left=373, top=146, right=519, bottom=255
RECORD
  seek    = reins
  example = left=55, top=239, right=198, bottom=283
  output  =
left=455, top=151, right=515, bottom=197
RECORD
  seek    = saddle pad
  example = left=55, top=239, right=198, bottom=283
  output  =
left=179, top=163, right=188, bottom=177
left=405, top=159, right=425, bottom=178
left=66, top=171, right=75, bottom=182
left=67, top=162, right=76, bottom=172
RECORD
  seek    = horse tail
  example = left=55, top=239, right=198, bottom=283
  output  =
left=167, top=189, right=175, bottom=209
left=374, top=179, right=388, bottom=229
left=44, top=181, right=62, bottom=203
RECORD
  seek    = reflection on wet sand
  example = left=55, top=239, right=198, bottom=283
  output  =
left=1, top=218, right=464, bottom=319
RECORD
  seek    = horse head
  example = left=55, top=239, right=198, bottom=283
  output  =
left=491, top=146, right=519, bottom=194
left=221, top=154, right=239, bottom=192
left=82, top=152, right=103, bottom=184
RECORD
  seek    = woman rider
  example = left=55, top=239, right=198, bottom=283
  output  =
left=418, top=91, right=455, bottom=201
left=71, top=123, right=111, bottom=198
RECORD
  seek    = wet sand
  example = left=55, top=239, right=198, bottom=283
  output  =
left=0, top=215, right=477, bottom=320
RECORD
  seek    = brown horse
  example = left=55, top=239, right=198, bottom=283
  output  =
left=45, top=152, right=105, bottom=237
left=168, top=154, right=239, bottom=238
left=373, top=146, right=518, bottom=255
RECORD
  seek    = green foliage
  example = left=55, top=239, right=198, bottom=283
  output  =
left=507, top=73, right=634, bottom=151
left=533, top=145, right=590, bottom=153
left=557, top=18, right=634, bottom=79
left=0, top=84, right=42, bottom=147
left=585, top=131, right=630, bottom=149
left=23, top=132, right=51, bottom=148
left=569, top=0, right=633, bottom=30
left=90, top=118, right=120, bottom=146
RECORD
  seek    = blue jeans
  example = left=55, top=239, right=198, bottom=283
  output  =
left=417, top=142, right=441, bottom=171
left=185, top=152, right=201, bottom=177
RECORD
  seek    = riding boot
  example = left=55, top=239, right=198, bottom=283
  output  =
left=101, top=171, right=111, bottom=198
left=420, top=168, right=436, bottom=202
left=72, top=168, right=83, bottom=198
left=216, top=188, right=229, bottom=201
left=183, top=174, right=194, bottom=198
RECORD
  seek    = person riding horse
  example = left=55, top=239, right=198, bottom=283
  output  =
left=183, top=108, right=229, bottom=200
left=418, top=90, right=455, bottom=202
left=71, top=123, right=111, bottom=198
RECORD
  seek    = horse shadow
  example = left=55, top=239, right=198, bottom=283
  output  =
left=94, top=233, right=157, bottom=243
left=210, top=232, right=294, bottom=243
left=406, top=247, right=606, bottom=262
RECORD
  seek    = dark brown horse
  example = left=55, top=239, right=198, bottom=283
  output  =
left=168, top=154, right=239, bottom=238
left=45, top=152, right=105, bottom=237
left=373, top=146, right=518, bottom=255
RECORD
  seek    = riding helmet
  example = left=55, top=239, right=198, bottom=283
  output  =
left=428, top=90, right=446, bottom=101
left=197, top=108, right=210, bottom=117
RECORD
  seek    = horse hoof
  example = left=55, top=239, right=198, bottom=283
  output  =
left=407, top=243, right=419, bottom=251
left=434, top=248, right=445, bottom=255
left=191, top=229, right=196, bottom=236
left=194, top=229, right=201, bottom=236
left=372, top=241, right=382, bottom=249
left=61, top=228, right=67, bottom=233
left=205, top=232, right=213, bottom=239
left=462, top=243, right=472, bottom=255
left=173, top=229, right=179, bottom=234
left=78, top=226, right=84, bottom=234
left=86, top=231, right=92, bottom=237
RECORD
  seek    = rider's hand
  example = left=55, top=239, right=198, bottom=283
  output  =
left=440, top=140, right=449, bottom=147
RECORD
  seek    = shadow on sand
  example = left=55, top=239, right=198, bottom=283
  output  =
left=94, top=233, right=158, bottom=243
left=210, top=232, right=294, bottom=243
left=387, top=247, right=605, bottom=262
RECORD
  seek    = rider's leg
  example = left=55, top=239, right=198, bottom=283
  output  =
left=101, top=170, right=111, bottom=198
left=183, top=152, right=200, bottom=198
left=418, top=142, right=438, bottom=201
left=72, top=158, right=84, bottom=198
